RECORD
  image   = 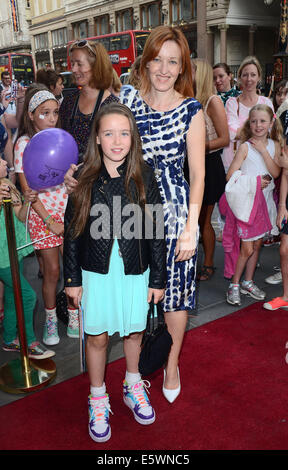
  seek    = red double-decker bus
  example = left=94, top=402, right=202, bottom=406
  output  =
left=67, top=30, right=150, bottom=76
left=0, top=52, right=35, bottom=86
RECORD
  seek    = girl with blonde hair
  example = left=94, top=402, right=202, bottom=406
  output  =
left=225, top=104, right=282, bottom=305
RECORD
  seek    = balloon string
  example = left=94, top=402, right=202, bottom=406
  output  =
left=25, top=201, right=31, bottom=242
left=17, top=234, right=54, bottom=251
left=22, top=200, right=58, bottom=250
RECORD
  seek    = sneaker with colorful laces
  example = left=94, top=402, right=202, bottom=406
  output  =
left=2, top=338, right=21, bottom=353
left=43, top=315, right=60, bottom=346
left=67, top=309, right=79, bottom=338
left=88, top=394, right=112, bottom=443
left=123, top=379, right=155, bottom=425
left=263, top=297, right=288, bottom=311
left=28, top=342, right=55, bottom=359
left=240, top=280, right=266, bottom=300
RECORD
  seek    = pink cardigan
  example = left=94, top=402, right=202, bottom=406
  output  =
left=219, top=175, right=272, bottom=278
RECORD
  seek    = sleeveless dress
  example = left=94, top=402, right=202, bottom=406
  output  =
left=240, top=138, right=278, bottom=238
left=59, top=90, right=119, bottom=161
left=120, top=87, right=202, bottom=312
left=202, top=95, right=226, bottom=205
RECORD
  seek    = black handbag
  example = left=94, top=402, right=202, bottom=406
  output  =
left=56, top=289, right=68, bottom=325
left=138, top=298, right=173, bottom=376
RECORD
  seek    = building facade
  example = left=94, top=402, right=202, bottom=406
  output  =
left=0, top=0, right=284, bottom=82
left=0, top=0, right=31, bottom=54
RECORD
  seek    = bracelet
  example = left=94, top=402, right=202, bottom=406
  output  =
left=43, top=214, right=52, bottom=223
left=279, top=203, right=286, bottom=206
left=47, top=218, right=55, bottom=226
left=8, top=167, right=15, bottom=172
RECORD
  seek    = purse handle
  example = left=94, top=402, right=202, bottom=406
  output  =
left=146, top=295, right=165, bottom=334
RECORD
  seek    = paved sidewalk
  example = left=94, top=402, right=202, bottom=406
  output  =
left=0, top=235, right=283, bottom=407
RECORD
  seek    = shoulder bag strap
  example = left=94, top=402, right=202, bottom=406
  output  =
left=70, top=89, right=104, bottom=129
left=90, top=89, right=104, bottom=128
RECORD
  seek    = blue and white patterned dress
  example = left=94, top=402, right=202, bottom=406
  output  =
left=120, top=87, right=202, bottom=312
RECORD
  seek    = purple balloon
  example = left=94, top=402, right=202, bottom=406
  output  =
left=23, top=128, right=78, bottom=190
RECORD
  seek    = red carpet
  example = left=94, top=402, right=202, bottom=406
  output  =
left=1, top=302, right=288, bottom=450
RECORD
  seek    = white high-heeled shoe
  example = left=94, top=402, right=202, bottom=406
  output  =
left=162, top=367, right=181, bottom=403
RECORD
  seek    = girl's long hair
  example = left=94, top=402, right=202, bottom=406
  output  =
left=69, top=103, right=146, bottom=238
left=240, top=104, right=284, bottom=146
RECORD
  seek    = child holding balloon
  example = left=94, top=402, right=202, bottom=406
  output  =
left=14, top=86, right=79, bottom=346
left=63, top=103, right=166, bottom=443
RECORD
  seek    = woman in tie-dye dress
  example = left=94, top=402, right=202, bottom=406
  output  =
left=120, top=26, right=205, bottom=402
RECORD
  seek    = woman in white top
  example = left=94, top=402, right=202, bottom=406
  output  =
left=222, top=56, right=274, bottom=173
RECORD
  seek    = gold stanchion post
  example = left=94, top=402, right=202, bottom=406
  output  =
left=0, top=197, right=57, bottom=394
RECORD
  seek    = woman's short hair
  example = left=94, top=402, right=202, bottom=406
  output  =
left=139, top=26, right=194, bottom=97
left=237, top=56, right=262, bottom=81
left=36, top=68, right=63, bottom=90
left=213, top=62, right=232, bottom=75
left=69, top=40, right=114, bottom=90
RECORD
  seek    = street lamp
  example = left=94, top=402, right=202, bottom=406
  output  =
left=272, top=0, right=288, bottom=82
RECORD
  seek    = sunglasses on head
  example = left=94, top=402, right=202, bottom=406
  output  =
left=71, top=39, right=96, bottom=56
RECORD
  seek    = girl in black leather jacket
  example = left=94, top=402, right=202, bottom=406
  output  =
left=63, top=103, right=166, bottom=443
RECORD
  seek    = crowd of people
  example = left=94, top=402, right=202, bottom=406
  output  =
left=0, top=25, right=288, bottom=444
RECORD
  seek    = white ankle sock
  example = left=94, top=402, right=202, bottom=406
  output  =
left=90, top=383, right=106, bottom=397
left=125, top=371, right=141, bottom=385
left=45, top=307, right=57, bottom=319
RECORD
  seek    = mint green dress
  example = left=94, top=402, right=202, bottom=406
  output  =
left=81, top=239, right=150, bottom=337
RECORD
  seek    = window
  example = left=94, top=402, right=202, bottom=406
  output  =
left=116, top=8, right=133, bottom=32
left=52, top=28, right=67, bottom=47
left=34, top=32, right=49, bottom=50
left=0, top=56, right=9, bottom=66
left=72, top=21, right=88, bottom=39
left=110, top=34, right=131, bottom=51
left=141, top=2, right=162, bottom=29
left=94, top=14, right=110, bottom=36
left=170, top=0, right=196, bottom=23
